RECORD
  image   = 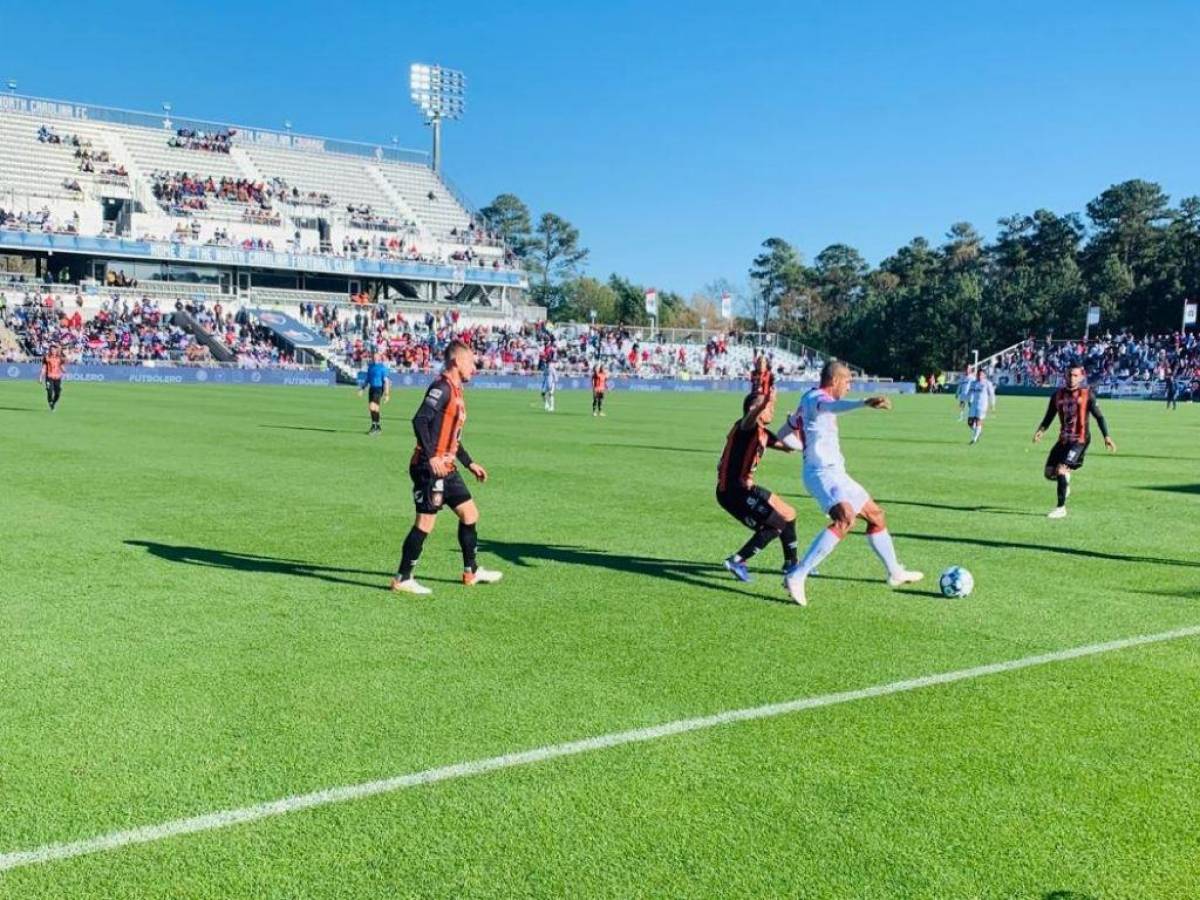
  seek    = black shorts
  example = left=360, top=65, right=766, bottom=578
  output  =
left=1046, top=441, right=1088, bottom=471
left=410, top=463, right=472, bottom=514
left=367, top=386, right=385, bottom=404
left=717, top=485, right=776, bottom=529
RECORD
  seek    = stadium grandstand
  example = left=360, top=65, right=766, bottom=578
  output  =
left=0, top=92, right=837, bottom=384
left=0, top=93, right=527, bottom=312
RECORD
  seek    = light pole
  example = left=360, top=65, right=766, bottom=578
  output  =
left=409, top=63, right=465, bottom=174
left=162, top=102, right=172, bottom=131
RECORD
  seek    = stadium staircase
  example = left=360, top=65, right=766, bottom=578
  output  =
left=0, top=321, right=23, bottom=359
left=364, top=165, right=427, bottom=238
left=227, top=146, right=268, bottom=185
left=171, top=310, right=236, bottom=362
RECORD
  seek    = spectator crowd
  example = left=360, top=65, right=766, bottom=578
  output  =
left=992, top=332, right=1200, bottom=393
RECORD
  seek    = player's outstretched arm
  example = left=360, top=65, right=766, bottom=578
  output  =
left=864, top=396, right=891, bottom=410
left=1088, top=396, right=1115, bottom=451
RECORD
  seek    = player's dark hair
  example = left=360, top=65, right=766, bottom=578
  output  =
left=820, top=359, right=848, bottom=385
left=444, top=340, right=470, bottom=366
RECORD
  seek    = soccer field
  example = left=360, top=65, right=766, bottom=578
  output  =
left=1, top=381, right=1197, bottom=898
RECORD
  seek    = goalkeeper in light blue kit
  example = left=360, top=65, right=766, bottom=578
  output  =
left=541, top=361, right=558, bottom=412
left=965, top=369, right=996, bottom=444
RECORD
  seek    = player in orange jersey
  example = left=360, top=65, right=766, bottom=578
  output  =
left=39, top=346, right=66, bottom=411
left=591, top=364, right=608, bottom=416
left=391, top=341, right=502, bottom=595
left=716, top=390, right=799, bottom=586
left=1033, top=364, right=1116, bottom=519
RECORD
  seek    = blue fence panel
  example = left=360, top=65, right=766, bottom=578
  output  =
left=3, top=363, right=335, bottom=386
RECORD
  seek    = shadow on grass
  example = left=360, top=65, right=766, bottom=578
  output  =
left=124, top=540, right=391, bottom=589
left=259, top=424, right=358, bottom=435
left=892, top=532, right=1200, bottom=569
left=478, top=538, right=790, bottom=604
left=1141, top=484, right=1200, bottom=496
left=874, top=497, right=1044, bottom=518
left=853, top=435, right=962, bottom=446
left=0, top=405, right=39, bottom=412
left=595, top=442, right=713, bottom=455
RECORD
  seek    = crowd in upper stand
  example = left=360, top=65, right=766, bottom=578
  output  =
left=992, top=332, right=1200, bottom=388
left=168, top=128, right=233, bottom=153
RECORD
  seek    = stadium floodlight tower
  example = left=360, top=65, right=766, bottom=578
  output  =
left=409, top=63, right=465, bottom=173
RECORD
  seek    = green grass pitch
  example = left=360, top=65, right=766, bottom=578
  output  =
left=1, top=380, right=1197, bottom=898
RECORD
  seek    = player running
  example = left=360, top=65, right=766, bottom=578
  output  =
left=391, top=341, right=502, bottom=595
left=541, top=361, right=558, bottom=412
left=716, top=390, right=800, bottom=584
left=964, top=369, right=996, bottom=444
left=776, top=361, right=923, bottom=606
left=955, top=368, right=971, bottom=421
left=1033, top=364, right=1116, bottom=519
left=359, top=351, right=391, bottom=435
left=591, top=365, right=608, bottom=416
left=39, top=346, right=65, bottom=411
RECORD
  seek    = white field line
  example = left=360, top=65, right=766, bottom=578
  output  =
left=2, top=624, right=1198, bottom=874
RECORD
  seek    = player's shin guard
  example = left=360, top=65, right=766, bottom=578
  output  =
left=458, top=521, right=478, bottom=573
left=1056, top=475, right=1069, bottom=507
left=798, top=527, right=840, bottom=576
left=370, top=409, right=380, bottom=426
left=780, top=520, right=799, bottom=566
left=398, top=527, right=428, bottom=580
left=735, top=526, right=779, bottom=562
left=865, top=527, right=902, bottom=578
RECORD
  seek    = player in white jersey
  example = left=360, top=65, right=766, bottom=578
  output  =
left=964, top=369, right=996, bottom=444
left=955, top=370, right=971, bottom=421
left=541, top=362, right=558, bottom=412
left=775, top=360, right=924, bottom=606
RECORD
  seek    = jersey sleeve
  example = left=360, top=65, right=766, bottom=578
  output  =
left=819, top=398, right=866, bottom=414
left=412, top=382, right=448, bottom=458
left=1038, top=395, right=1057, bottom=431
left=1087, top=395, right=1110, bottom=438
left=774, top=407, right=805, bottom=450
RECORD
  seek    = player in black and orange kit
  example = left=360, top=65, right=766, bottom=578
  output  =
left=391, top=341, right=502, bottom=595
left=1033, top=364, right=1116, bottom=519
left=39, top=346, right=66, bottom=411
left=750, top=354, right=774, bottom=400
left=591, top=365, right=608, bottom=416
left=716, top=389, right=800, bottom=584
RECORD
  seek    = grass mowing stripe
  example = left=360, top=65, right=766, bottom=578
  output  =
left=3, top=622, right=1198, bottom=875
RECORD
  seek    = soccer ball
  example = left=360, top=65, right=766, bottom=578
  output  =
left=939, top=566, right=974, bottom=598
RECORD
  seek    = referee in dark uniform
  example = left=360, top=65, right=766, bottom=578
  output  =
left=360, top=351, right=391, bottom=435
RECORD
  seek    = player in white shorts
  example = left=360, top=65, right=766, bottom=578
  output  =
left=775, top=360, right=923, bottom=606
left=955, top=369, right=971, bottom=421
left=541, top=361, right=558, bottom=412
left=964, top=369, right=996, bottom=444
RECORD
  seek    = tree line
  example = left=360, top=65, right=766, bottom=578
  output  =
left=482, top=179, right=1200, bottom=376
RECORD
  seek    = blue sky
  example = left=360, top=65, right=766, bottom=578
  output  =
left=6, top=1, right=1199, bottom=295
